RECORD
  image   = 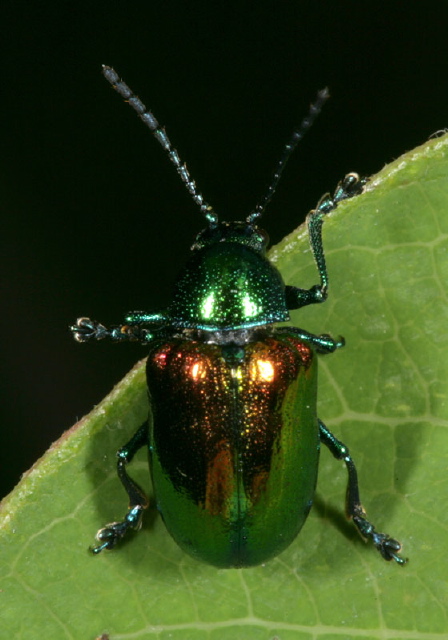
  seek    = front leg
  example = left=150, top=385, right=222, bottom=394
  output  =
left=287, top=173, right=367, bottom=311
left=70, top=311, right=167, bottom=344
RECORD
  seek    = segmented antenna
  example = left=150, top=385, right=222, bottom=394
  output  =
left=246, top=88, right=330, bottom=225
left=102, top=66, right=218, bottom=228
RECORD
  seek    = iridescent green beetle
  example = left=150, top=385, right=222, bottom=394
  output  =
left=71, top=66, right=406, bottom=567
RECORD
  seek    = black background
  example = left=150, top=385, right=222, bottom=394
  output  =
left=2, top=2, right=448, bottom=498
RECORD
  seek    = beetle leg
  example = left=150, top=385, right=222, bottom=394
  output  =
left=278, top=326, right=345, bottom=354
left=91, top=423, right=149, bottom=553
left=123, top=311, right=167, bottom=325
left=286, top=173, right=367, bottom=311
left=70, top=316, right=160, bottom=343
left=318, top=420, right=407, bottom=565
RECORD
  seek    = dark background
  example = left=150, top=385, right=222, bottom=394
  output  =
left=2, top=2, right=448, bottom=498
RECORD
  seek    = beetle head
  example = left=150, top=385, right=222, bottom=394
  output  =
left=191, top=221, right=269, bottom=254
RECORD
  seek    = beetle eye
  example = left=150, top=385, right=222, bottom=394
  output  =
left=258, top=229, right=269, bottom=247
left=246, top=227, right=269, bottom=250
left=191, top=226, right=221, bottom=249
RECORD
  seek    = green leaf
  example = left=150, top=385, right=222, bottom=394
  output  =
left=2, top=134, right=448, bottom=639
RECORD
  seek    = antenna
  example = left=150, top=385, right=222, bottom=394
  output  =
left=102, top=66, right=218, bottom=228
left=246, top=88, right=330, bottom=225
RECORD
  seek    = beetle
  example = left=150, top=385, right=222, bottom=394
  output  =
left=71, top=65, right=406, bottom=567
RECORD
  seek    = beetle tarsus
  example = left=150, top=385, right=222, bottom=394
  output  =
left=71, top=317, right=109, bottom=342
left=70, top=316, right=153, bottom=343
left=91, top=505, right=145, bottom=554
left=353, top=515, right=407, bottom=565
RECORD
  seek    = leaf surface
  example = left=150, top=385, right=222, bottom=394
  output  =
left=2, top=134, right=448, bottom=639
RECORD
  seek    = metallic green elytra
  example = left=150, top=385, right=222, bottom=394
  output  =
left=147, top=332, right=317, bottom=566
left=71, top=66, right=407, bottom=567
